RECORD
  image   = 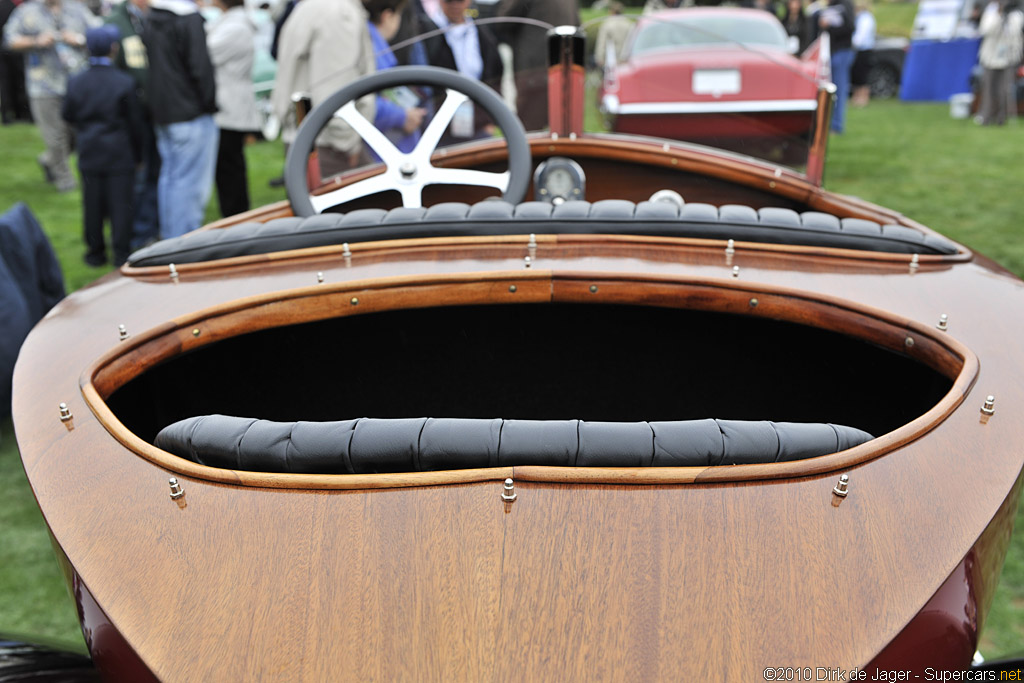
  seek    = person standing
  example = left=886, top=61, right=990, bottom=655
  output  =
left=781, top=0, right=811, bottom=52
left=144, top=0, right=218, bottom=239
left=106, top=0, right=160, bottom=248
left=271, top=0, right=375, bottom=180
left=594, top=2, right=632, bottom=69
left=363, top=0, right=424, bottom=153
left=2, top=0, right=95, bottom=192
left=977, top=0, right=1023, bottom=125
left=850, top=0, right=875, bottom=107
left=421, top=0, right=501, bottom=142
left=498, top=0, right=579, bottom=132
left=817, top=0, right=854, bottom=133
left=207, top=0, right=260, bottom=216
left=1, top=0, right=34, bottom=124
left=61, top=25, right=144, bottom=266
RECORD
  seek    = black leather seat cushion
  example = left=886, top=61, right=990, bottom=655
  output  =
left=127, top=200, right=957, bottom=267
left=155, top=414, right=873, bottom=474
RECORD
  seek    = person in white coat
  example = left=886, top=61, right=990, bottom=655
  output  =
left=271, top=0, right=374, bottom=179
left=976, top=0, right=1023, bottom=125
left=207, top=0, right=261, bottom=215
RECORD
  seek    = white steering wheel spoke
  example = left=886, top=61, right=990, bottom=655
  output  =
left=430, top=167, right=510, bottom=192
left=310, top=173, right=395, bottom=213
left=414, top=89, right=470, bottom=162
left=286, top=66, right=528, bottom=216
left=335, top=101, right=404, bottom=167
left=397, top=184, right=424, bottom=209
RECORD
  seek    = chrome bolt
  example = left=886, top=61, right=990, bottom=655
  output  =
left=350, top=297, right=359, bottom=306
left=527, top=233, right=537, bottom=250
left=524, top=256, right=532, bottom=269
left=589, top=285, right=598, bottom=293
left=501, top=478, right=517, bottom=502
left=909, top=254, right=920, bottom=270
left=399, top=162, right=417, bottom=179
left=59, top=403, right=72, bottom=422
left=937, top=314, right=948, bottom=331
left=169, top=477, right=185, bottom=500
left=732, top=265, right=740, bottom=278
left=725, top=239, right=735, bottom=255
left=833, top=474, right=849, bottom=498
left=905, top=336, right=915, bottom=348
left=978, top=395, right=995, bottom=417
left=118, top=324, right=128, bottom=341
left=192, top=328, right=200, bottom=338
left=316, top=272, right=324, bottom=284
left=342, top=243, right=352, bottom=258
left=169, top=263, right=179, bottom=281
left=749, top=298, right=758, bottom=308
left=509, top=285, right=517, bottom=293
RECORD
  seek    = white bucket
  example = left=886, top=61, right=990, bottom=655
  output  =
left=950, top=92, right=974, bottom=119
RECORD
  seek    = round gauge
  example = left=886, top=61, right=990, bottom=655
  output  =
left=533, top=157, right=586, bottom=203
left=546, top=167, right=575, bottom=198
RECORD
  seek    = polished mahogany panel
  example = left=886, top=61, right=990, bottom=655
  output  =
left=12, top=140, right=1024, bottom=679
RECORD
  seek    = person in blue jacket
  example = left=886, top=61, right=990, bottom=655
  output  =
left=365, top=0, right=425, bottom=154
left=61, top=25, right=144, bottom=266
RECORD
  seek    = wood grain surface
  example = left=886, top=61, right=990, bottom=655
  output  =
left=12, top=141, right=1024, bottom=680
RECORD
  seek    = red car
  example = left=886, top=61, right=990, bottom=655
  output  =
left=601, top=8, right=830, bottom=159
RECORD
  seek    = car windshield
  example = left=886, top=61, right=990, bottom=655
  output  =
left=271, top=8, right=827, bottom=197
left=630, top=14, right=790, bottom=54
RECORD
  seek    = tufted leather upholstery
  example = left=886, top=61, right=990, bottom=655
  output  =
left=154, top=414, right=874, bottom=474
left=127, top=200, right=958, bottom=266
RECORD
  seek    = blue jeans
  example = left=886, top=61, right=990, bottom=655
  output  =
left=155, top=115, right=218, bottom=240
left=830, top=48, right=855, bottom=134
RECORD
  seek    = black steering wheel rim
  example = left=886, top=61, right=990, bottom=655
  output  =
left=285, top=66, right=532, bottom=217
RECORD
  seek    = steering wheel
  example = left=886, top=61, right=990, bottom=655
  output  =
left=285, top=66, right=532, bottom=216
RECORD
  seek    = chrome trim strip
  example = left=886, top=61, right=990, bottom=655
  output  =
left=613, top=99, right=819, bottom=114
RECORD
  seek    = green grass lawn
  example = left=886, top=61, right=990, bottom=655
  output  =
left=2, top=96, right=1023, bottom=657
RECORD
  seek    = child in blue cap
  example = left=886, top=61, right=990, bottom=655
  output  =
left=62, top=24, right=145, bottom=267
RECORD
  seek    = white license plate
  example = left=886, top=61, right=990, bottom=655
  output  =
left=692, top=69, right=741, bottom=96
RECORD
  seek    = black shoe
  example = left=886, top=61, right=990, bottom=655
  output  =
left=84, top=252, right=107, bottom=267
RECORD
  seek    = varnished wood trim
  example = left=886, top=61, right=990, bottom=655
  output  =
left=119, top=135, right=969, bottom=278
left=121, top=231, right=968, bottom=281
left=121, top=234, right=558, bottom=278
left=88, top=272, right=554, bottom=398
left=551, top=273, right=970, bottom=379
left=80, top=272, right=977, bottom=490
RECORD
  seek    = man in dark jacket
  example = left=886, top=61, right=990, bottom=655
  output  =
left=143, top=0, right=217, bottom=239
left=62, top=24, right=144, bottom=266
left=421, top=0, right=502, bottom=143
left=498, top=0, right=579, bottom=131
left=106, top=0, right=161, bottom=248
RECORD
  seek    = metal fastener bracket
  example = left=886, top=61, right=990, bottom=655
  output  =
left=982, top=396, right=995, bottom=416
left=501, top=478, right=517, bottom=503
left=833, top=474, right=849, bottom=498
